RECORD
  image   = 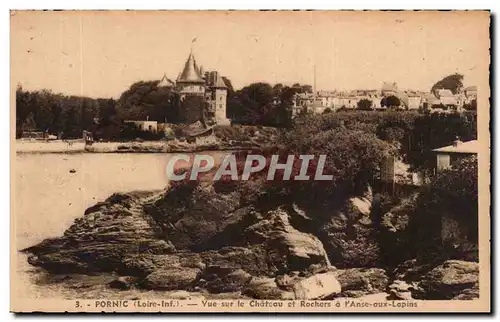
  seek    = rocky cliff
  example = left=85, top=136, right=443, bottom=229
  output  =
left=23, top=181, right=478, bottom=300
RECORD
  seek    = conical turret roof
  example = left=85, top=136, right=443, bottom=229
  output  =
left=177, top=53, right=205, bottom=83
left=213, top=75, right=227, bottom=89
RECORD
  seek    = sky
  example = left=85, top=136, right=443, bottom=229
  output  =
left=11, top=11, right=490, bottom=99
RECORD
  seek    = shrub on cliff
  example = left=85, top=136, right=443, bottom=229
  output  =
left=401, top=113, right=477, bottom=172
left=292, top=111, right=476, bottom=175
left=279, top=123, right=394, bottom=207
left=408, top=156, right=478, bottom=262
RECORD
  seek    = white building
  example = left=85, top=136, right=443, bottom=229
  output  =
left=124, top=120, right=158, bottom=132
left=433, top=139, right=479, bottom=172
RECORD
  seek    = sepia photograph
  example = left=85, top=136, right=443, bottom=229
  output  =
left=10, top=10, right=490, bottom=313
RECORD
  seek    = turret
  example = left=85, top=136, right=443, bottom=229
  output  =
left=176, top=53, right=205, bottom=96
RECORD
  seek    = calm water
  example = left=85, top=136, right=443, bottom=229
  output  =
left=13, top=152, right=228, bottom=300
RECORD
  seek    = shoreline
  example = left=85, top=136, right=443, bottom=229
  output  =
left=15, top=140, right=264, bottom=154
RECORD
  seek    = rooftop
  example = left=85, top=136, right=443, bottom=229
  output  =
left=158, top=74, right=175, bottom=87
left=177, top=53, right=205, bottom=83
left=436, top=89, right=454, bottom=97
left=381, top=82, right=398, bottom=92
left=432, top=140, right=480, bottom=154
left=213, top=75, right=227, bottom=89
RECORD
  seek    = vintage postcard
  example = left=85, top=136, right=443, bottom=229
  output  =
left=10, top=10, right=491, bottom=313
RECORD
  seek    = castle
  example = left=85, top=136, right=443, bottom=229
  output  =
left=173, top=52, right=230, bottom=125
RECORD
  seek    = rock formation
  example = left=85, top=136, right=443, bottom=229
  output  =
left=24, top=183, right=340, bottom=299
left=23, top=181, right=479, bottom=300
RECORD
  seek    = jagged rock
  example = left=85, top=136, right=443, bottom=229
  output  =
left=108, top=276, right=138, bottom=290
left=292, top=271, right=341, bottom=300
left=24, top=183, right=333, bottom=295
left=381, top=209, right=410, bottom=233
left=242, top=208, right=331, bottom=274
left=394, top=259, right=479, bottom=300
left=196, top=208, right=332, bottom=277
left=387, top=280, right=414, bottom=300
left=388, top=289, right=413, bottom=300
left=335, top=268, right=389, bottom=298
left=23, top=191, right=167, bottom=274
left=242, top=277, right=293, bottom=300
left=417, top=260, right=479, bottom=300
left=27, top=253, right=90, bottom=274
left=380, top=194, right=416, bottom=233
left=200, top=246, right=271, bottom=276
left=140, top=267, right=201, bottom=290
left=388, top=280, right=411, bottom=292
left=150, top=183, right=244, bottom=250
left=320, top=194, right=379, bottom=268
left=62, top=274, right=117, bottom=289
left=121, top=253, right=204, bottom=277
left=393, top=259, right=434, bottom=281
left=451, top=284, right=480, bottom=300
left=203, top=266, right=252, bottom=293
left=275, top=273, right=302, bottom=291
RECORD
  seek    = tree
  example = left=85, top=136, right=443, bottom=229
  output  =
left=117, top=80, right=177, bottom=123
left=227, top=82, right=313, bottom=126
left=16, top=86, right=105, bottom=138
left=272, top=83, right=284, bottom=98
left=357, top=99, right=373, bottom=110
left=291, top=83, right=313, bottom=94
left=300, top=84, right=313, bottom=93
left=277, top=116, right=394, bottom=204
left=431, top=73, right=464, bottom=95
left=322, top=107, right=332, bottom=114
left=375, top=110, right=418, bottom=144
left=228, top=82, right=274, bottom=125
left=222, top=77, right=235, bottom=94
left=16, top=85, right=34, bottom=137
left=402, top=113, right=477, bottom=172
left=60, top=104, right=82, bottom=138
left=381, top=95, right=401, bottom=108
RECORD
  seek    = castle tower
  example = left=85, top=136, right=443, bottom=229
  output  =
left=205, top=71, right=229, bottom=125
left=174, top=51, right=230, bottom=125
left=176, top=53, right=206, bottom=98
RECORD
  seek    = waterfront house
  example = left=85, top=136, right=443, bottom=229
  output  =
left=432, top=139, right=479, bottom=172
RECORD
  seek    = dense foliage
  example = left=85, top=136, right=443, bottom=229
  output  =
left=380, top=95, right=401, bottom=108
left=408, top=156, right=478, bottom=261
left=16, top=85, right=116, bottom=139
left=430, top=73, right=464, bottom=95
left=290, top=110, right=477, bottom=173
left=16, top=79, right=309, bottom=138
left=357, top=98, right=373, bottom=110
left=401, top=112, right=477, bottom=172
left=227, top=82, right=311, bottom=127
left=116, top=80, right=177, bottom=122
left=281, top=127, right=394, bottom=206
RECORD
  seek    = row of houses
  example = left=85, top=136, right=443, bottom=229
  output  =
left=292, top=82, right=478, bottom=116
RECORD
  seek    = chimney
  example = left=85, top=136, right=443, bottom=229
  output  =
left=453, top=136, right=462, bottom=147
